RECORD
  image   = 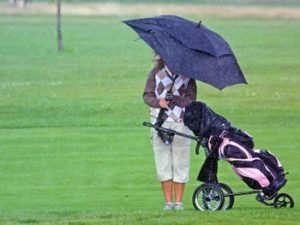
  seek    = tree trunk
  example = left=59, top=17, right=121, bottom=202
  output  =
left=57, top=0, right=63, bottom=51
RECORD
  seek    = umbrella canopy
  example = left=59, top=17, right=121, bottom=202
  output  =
left=123, top=15, right=247, bottom=90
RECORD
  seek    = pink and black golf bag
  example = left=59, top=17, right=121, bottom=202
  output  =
left=183, top=101, right=287, bottom=196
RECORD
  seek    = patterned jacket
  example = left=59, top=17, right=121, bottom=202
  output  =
left=143, top=65, right=197, bottom=122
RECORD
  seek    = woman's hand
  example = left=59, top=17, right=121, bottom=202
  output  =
left=159, top=99, right=169, bottom=108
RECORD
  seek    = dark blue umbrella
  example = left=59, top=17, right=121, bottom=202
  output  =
left=123, top=15, right=247, bottom=90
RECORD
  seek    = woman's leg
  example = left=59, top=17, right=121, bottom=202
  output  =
left=174, top=182, right=185, bottom=203
left=161, top=180, right=173, bottom=203
left=171, top=122, right=191, bottom=208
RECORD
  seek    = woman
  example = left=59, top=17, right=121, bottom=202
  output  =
left=143, top=54, right=197, bottom=210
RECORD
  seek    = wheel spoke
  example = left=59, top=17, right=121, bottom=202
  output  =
left=193, top=184, right=225, bottom=211
left=274, top=193, right=294, bottom=208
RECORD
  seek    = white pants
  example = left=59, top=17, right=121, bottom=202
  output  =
left=151, top=119, right=192, bottom=183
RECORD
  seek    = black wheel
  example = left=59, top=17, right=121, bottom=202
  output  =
left=217, top=183, right=235, bottom=210
left=192, top=183, right=225, bottom=211
left=273, top=193, right=294, bottom=208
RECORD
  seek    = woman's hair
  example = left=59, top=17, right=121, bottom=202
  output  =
left=153, top=52, right=165, bottom=69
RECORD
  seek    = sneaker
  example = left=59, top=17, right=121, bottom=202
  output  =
left=163, top=203, right=174, bottom=211
left=174, top=203, right=184, bottom=210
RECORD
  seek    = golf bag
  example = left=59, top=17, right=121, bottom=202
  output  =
left=184, top=101, right=287, bottom=196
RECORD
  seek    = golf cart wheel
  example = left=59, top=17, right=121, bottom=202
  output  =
left=273, top=193, right=294, bottom=208
left=192, top=183, right=224, bottom=211
left=217, top=183, right=235, bottom=210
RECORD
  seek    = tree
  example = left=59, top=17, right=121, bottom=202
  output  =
left=57, top=0, right=63, bottom=51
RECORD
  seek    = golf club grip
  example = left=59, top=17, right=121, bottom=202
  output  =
left=143, top=121, right=154, bottom=128
left=195, top=142, right=201, bottom=155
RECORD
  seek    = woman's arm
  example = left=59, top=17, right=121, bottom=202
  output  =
left=143, top=68, right=160, bottom=108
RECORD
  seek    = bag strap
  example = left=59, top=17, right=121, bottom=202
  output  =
left=155, top=74, right=178, bottom=127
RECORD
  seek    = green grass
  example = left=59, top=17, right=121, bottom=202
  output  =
left=0, top=14, right=299, bottom=225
